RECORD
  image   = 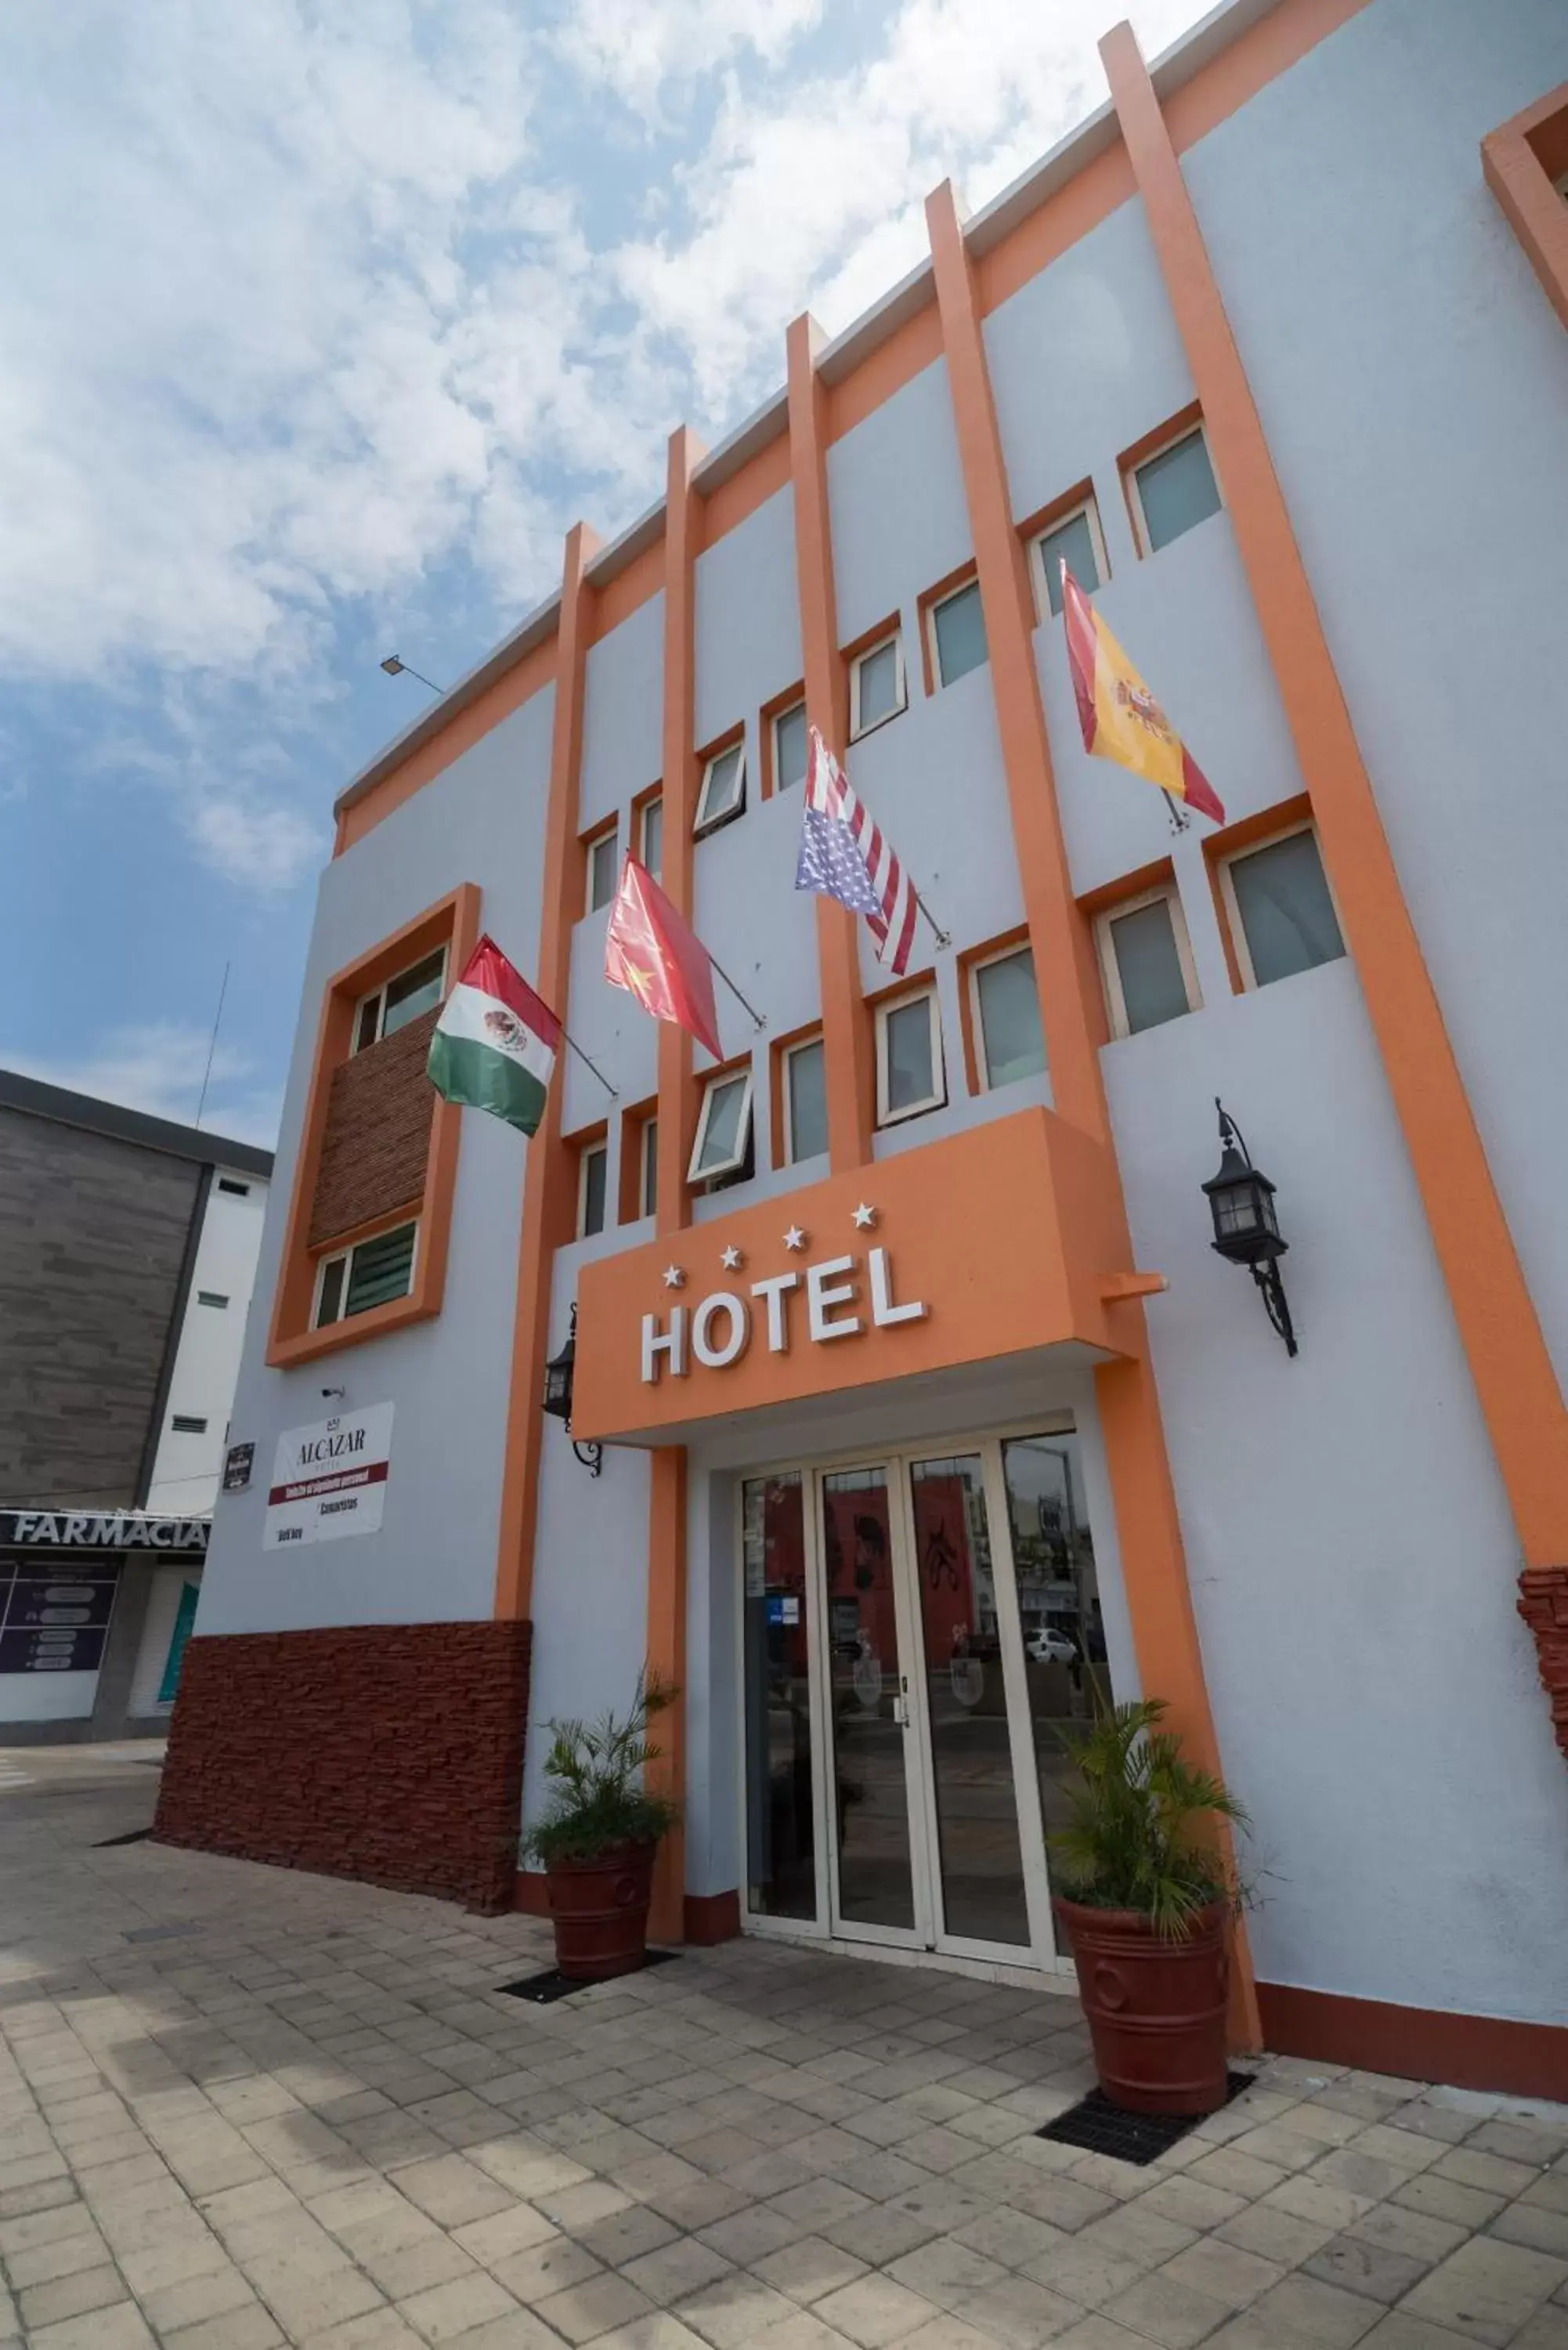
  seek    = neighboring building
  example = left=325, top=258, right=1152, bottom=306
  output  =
left=160, top=0, right=1568, bottom=2099
left=0, top=1071, right=272, bottom=1740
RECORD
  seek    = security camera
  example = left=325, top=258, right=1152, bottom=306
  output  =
left=320, top=1386, right=346, bottom=1401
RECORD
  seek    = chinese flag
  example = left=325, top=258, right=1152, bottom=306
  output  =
left=1060, top=563, right=1224, bottom=824
left=604, top=855, right=723, bottom=1061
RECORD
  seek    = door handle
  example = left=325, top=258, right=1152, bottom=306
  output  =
left=891, top=1695, right=910, bottom=1728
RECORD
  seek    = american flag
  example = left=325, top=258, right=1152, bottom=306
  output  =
left=794, top=727, right=918, bottom=976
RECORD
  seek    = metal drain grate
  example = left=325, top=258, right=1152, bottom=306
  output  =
left=497, top=1950, right=680, bottom=2004
left=1036, top=2071, right=1255, bottom=2167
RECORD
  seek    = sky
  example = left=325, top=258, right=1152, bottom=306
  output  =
left=0, top=0, right=1211, bottom=1151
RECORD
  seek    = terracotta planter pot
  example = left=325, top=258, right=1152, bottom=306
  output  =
left=1054, top=1895, right=1230, bottom=2116
left=544, top=1842, right=657, bottom=1980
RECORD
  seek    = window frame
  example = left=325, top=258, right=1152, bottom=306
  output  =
left=637, top=792, right=663, bottom=878
left=313, top=1218, right=421, bottom=1332
left=585, top=822, right=620, bottom=915
left=771, top=697, right=808, bottom=794
left=848, top=630, right=907, bottom=742
left=688, top=1066, right=755, bottom=1185
left=640, top=1116, right=659, bottom=1219
left=924, top=575, right=988, bottom=692
left=1215, top=816, right=1345, bottom=995
left=1094, top=884, right=1203, bottom=1040
left=966, top=944, right=1047, bottom=1090
left=1028, top=494, right=1111, bottom=620
left=577, top=1139, right=609, bottom=1239
left=875, top=984, right=946, bottom=1128
left=196, top=1290, right=230, bottom=1309
left=781, top=1032, right=829, bottom=1166
left=694, top=736, right=747, bottom=837
left=352, top=944, right=448, bottom=1054
left=1125, top=418, right=1222, bottom=559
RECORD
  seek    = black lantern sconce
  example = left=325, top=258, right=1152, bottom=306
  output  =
left=1201, top=1100, right=1297, bottom=1357
left=543, top=1304, right=604, bottom=1475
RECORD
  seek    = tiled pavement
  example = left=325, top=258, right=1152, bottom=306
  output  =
left=4, top=1746, right=1568, bottom=2350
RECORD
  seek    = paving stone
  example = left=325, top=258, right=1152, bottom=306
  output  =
left=1399, top=2236, right=1568, bottom=2346
left=1155, top=2236, right=1285, bottom=2311
left=15, top=2265, right=129, bottom=2330
left=392, top=2268, right=518, bottom=2340
left=24, top=2302, right=157, bottom=2350
left=752, top=2236, right=872, bottom=2305
left=1302, top=2232, right=1433, bottom=2305
left=164, top=2303, right=287, bottom=2350
left=674, top=2269, right=800, bottom=2348
left=533, top=2268, right=656, bottom=2343
left=1103, top=2269, right=1232, bottom=2347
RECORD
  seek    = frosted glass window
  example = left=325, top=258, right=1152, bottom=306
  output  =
left=588, top=830, right=619, bottom=912
left=854, top=638, right=903, bottom=734
left=641, top=1119, right=658, bottom=1217
left=640, top=797, right=663, bottom=878
left=580, top=1145, right=607, bottom=1238
left=932, top=581, right=988, bottom=686
left=775, top=702, right=808, bottom=791
left=785, top=1038, right=828, bottom=1163
left=974, top=950, right=1046, bottom=1087
left=880, top=993, right=942, bottom=1123
left=1038, top=508, right=1101, bottom=615
left=1135, top=429, right=1221, bottom=552
left=1230, top=831, right=1344, bottom=986
left=1110, top=900, right=1191, bottom=1033
left=691, top=1072, right=753, bottom=1180
left=695, top=743, right=746, bottom=833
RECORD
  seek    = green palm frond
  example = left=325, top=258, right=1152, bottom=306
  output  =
left=522, top=1670, right=683, bottom=1865
left=1047, top=1697, right=1249, bottom=1939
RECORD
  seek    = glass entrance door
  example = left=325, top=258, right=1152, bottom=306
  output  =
left=740, top=1423, right=1104, bottom=1971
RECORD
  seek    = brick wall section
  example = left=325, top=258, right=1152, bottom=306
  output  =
left=309, top=1008, right=439, bottom=1247
left=154, top=1619, right=531, bottom=1911
left=1519, top=1567, right=1568, bottom=1766
left=0, top=1108, right=201, bottom=1505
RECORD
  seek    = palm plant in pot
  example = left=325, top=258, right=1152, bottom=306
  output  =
left=1050, top=1698, right=1248, bottom=2117
left=521, top=1676, right=679, bottom=1982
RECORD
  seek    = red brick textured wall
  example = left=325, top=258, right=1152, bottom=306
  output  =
left=309, top=1007, right=439, bottom=1247
left=155, top=1619, right=531, bottom=1912
left=1519, top=1566, right=1568, bottom=1764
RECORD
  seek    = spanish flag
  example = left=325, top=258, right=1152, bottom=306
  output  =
left=1060, top=563, right=1224, bottom=825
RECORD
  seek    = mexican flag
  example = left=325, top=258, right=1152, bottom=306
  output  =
left=427, top=935, right=560, bottom=1137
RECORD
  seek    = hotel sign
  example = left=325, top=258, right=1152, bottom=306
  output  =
left=641, top=1248, right=926, bottom=1383
left=264, top=1403, right=394, bottom=1549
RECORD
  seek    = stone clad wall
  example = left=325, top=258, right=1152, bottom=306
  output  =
left=154, top=1618, right=531, bottom=1912
left=309, top=1007, right=439, bottom=1248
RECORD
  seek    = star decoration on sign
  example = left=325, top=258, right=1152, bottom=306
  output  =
left=783, top=1226, right=807, bottom=1253
left=662, top=1265, right=686, bottom=1289
left=851, top=1202, right=878, bottom=1230
left=721, top=1245, right=745, bottom=1272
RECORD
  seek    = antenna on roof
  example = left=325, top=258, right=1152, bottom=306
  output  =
left=194, top=962, right=230, bottom=1131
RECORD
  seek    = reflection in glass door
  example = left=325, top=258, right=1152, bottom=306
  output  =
left=906, top=1455, right=1033, bottom=1948
left=820, top=1467, right=917, bottom=1934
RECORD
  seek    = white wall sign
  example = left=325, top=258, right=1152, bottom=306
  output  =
left=263, top=1404, right=394, bottom=1549
left=641, top=1247, right=925, bottom=1385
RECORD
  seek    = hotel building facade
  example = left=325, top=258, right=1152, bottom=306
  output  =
left=157, top=0, right=1568, bottom=2097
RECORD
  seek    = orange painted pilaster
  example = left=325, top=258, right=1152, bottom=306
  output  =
left=925, top=187, right=1111, bottom=1147
left=925, top=178, right=1259, bottom=2050
left=493, top=523, right=601, bottom=1620
left=645, top=1445, right=688, bottom=1943
left=1104, top=24, right=1568, bottom=1570
left=786, top=313, right=876, bottom=1171
left=647, top=426, right=704, bottom=1936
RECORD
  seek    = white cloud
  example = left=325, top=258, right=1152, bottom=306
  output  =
left=556, top=0, right=826, bottom=116
left=186, top=798, right=324, bottom=895
left=3, top=1023, right=280, bottom=1149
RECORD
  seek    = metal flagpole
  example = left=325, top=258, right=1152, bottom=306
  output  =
left=562, top=1031, right=619, bottom=1097
left=914, top=891, right=952, bottom=949
left=708, top=957, right=767, bottom=1030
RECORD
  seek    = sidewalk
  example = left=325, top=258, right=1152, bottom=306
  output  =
left=2, top=1743, right=1566, bottom=2350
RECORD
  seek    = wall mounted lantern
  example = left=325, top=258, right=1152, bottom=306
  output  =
left=543, top=1304, right=604, bottom=1475
left=1201, top=1099, right=1297, bottom=1357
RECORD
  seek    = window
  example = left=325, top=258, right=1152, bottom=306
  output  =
left=353, top=948, right=447, bottom=1052
left=217, top=1178, right=251, bottom=1197
left=1097, top=888, right=1201, bottom=1038
left=695, top=740, right=746, bottom=835
left=1129, top=425, right=1222, bottom=555
left=929, top=578, right=988, bottom=688
left=1031, top=497, right=1110, bottom=617
left=849, top=631, right=906, bottom=740
left=587, top=826, right=619, bottom=913
left=578, top=1141, right=608, bottom=1238
left=782, top=1036, right=828, bottom=1164
left=639, top=1118, right=658, bottom=1218
left=876, top=988, right=945, bottom=1126
left=171, top=1415, right=208, bottom=1434
left=196, top=1291, right=229, bottom=1309
left=639, top=795, right=663, bottom=879
left=773, top=700, right=808, bottom=793
left=970, top=948, right=1046, bottom=1089
left=1219, top=823, right=1345, bottom=990
left=313, top=1221, right=417, bottom=1329
left=688, top=1068, right=754, bottom=1184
